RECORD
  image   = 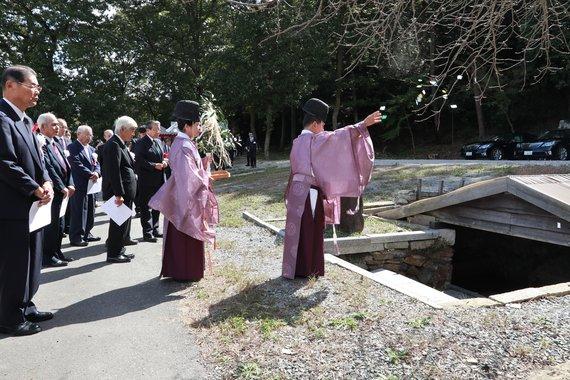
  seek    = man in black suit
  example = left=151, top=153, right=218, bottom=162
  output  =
left=246, top=132, right=257, bottom=168
left=38, top=113, right=76, bottom=267
left=68, top=125, right=101, bottom=247
left=102, top=116, right=138, bottom=263
left=55, top=117, right=72, bottom=235
left=0, top=65, right=54, bottom=336
left=132, top=120, right=167, bottom=242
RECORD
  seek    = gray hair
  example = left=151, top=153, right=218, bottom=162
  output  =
left=103, top=129, right=114, bottom=140
left=36, top=112, right=57, bottom=127
left=76, top=125, right=92, bottom=136
left=114, top=116, right=137, bottom=134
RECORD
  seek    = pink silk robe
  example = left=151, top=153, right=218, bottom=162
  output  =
left=282, top=122, right=374, bottom=279
left=149, top=132, right=218, bottom=245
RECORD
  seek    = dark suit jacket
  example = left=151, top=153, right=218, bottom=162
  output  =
left=132, top=135, right=165, bottom=190
left=42, top=138, right=73, bottom=193
left=102, top=134, right=137, bottom=201
left=0, top=99, right=50, bottom=220
left=67, top=139, right=100, bottom=193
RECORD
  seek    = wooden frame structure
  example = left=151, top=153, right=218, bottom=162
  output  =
left=378, top=175, right=570, bottom=247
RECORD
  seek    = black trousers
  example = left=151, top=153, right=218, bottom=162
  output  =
left=0, top=221, right=42, bottom=326
left=139, top=186, right=161, bottom=238
left=69, top=190, right=94, bottom=243
left=43, top=193, right=64, bottom=263
left=107, top=197, right=133, bottom=257
left=248, top=153, right=257, bottom=168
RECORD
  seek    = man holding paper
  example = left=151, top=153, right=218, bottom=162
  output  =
left=0, top=65, right=54, bottom=336
left=102, top=116, right=138, bottom=263
left=68, top=125, right=101, bottom=246
left=38, top=112, right=75, bottom=267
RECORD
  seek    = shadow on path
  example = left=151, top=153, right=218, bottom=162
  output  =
left=192, top=277, right=328, bottom=328
left=41, top=261, right=108, bottom=285
left=41, top=279, right=185, bottom=330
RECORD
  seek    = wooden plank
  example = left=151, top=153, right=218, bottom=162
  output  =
left=428, top=211, right=570, bottom=247
left=465, top=194, right=551, bottom=218
left=325, top=254, right=456, bottom=309
left=441, top=205, right=570, bottom=234
left=508, top=178, right=570, bottom=222
left=378, top=177, right=508, bottom=220
left=242, top=211, right=284, bottom=237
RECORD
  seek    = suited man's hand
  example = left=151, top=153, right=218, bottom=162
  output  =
left=61, top=188, right=69, bottom=198
left=154, top=163, right=164, bottom=171
left=115, top=196, right=124, bottom=206
left=67, top=186, right=75, bottom=197
left=90, top=172, right=99, bottom=180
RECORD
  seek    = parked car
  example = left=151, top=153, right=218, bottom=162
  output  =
left=514, top=129, right=570, bottom=160
left=460, top=133, right=536, bottom=160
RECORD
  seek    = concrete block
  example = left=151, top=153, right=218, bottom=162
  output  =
left=441, top=298, right=501, bottom=309
left=384, top=241, right=409, bottom=250
left=410, top=239, right=435, bottom=250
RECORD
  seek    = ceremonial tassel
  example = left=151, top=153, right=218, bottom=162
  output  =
left=332, top=224, right=340, bottom=255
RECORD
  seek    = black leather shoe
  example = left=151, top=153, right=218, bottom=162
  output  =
left=61, top=233, right=68, bottom=238
left=123, top=253, right=135, bottom=259
left=143, top=236, right=158, bottom=242
left=70, top=241, right=88, bottom=247
left=26, top=311, right=54, bottom=323
left=124, top=240, right=138, bottom=246
left=44, top=257, right=68, bottom=268
left=84, top=235, right=101, bottom=242
left=106, top=254, right=131, bottom=263
left=0, top=321, right=41, bottom=336
left=59, top=255, right=74, bottom=262
left=153, top=232, right=163, bottom=238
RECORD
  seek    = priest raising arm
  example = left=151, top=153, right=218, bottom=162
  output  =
left=282, top=98, right=382, bottom=279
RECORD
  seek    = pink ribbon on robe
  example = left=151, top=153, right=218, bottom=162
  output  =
left=282, top=122, right=374, bottom=279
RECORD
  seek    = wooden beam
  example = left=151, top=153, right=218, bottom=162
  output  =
left=242, top=211, right=284, bottom=237
left=507, top=179, right=570, bottom=222
left=428, top=210, right=570, bottom=247
left=379, top=177, right=508, bottom=220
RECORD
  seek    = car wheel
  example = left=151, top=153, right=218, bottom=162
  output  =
left=555, top=146, right=568, bottom=160
left=490, top=147, right=503, bottom=160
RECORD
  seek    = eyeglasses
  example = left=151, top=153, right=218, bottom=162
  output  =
left=17, top=81, right=42, bottom=92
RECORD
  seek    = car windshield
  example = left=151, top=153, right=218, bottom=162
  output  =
left=539, top=130, right=567, bottom=139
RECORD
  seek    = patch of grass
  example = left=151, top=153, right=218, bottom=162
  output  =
left=407, top=316, right=432, bottom=329
left=223, top=316, right=247, bottom=335
left=328, top=312, right=369, bottom=331
left=511, top=344, right=533, bottom=358
left=216, top=239, right=237, bottom=251
left=237, top=362, right=262, bottom=380
left=531, top=316, right=552, bottom=326
left=259, top=318, right=287, bottom=340
left=386, top=347, right=409, bottom=365
left=196, top=289, right=208, bottom=300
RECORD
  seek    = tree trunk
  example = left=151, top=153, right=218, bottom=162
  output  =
left=339, top=196, right=364, bottom=234
left=264, top=105, right=273, bottom=158
left=332, top=46, right=344, bottom=130
left=290, top=106, right=297, bottom=142
left=470, top=65, right=486, bottom=138
left=279, top=109, right=286, bottom=150
left=249, top=107, right=256, bottom=140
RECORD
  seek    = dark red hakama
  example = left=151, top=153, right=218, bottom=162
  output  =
left=295, top=186, right=325, bottom=278
left=161, top=221, right=205, bottom=281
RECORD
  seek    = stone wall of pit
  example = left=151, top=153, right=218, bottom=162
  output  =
left=343, top=239, right=453, bottom=289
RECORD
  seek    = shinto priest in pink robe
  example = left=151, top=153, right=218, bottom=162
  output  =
left=282, top=98, right=380, bottom=279
left=149, top=100, right=219, bottom=281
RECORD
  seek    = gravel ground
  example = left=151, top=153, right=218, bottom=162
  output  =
left=179, top=224, right=570, bottom=380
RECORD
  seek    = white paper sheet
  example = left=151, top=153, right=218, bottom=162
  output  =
left=310, top=188, right=318, bottom=219
left=100, top=197, right=133, bottom=226
left=87, top=177, right=102, bottom=194
left=29, top=199, right=53, bottom=232
left=59, top=195, right=69, bottom=218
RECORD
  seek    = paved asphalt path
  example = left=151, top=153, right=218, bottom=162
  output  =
left=0, top=211, right=206, bottom=379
